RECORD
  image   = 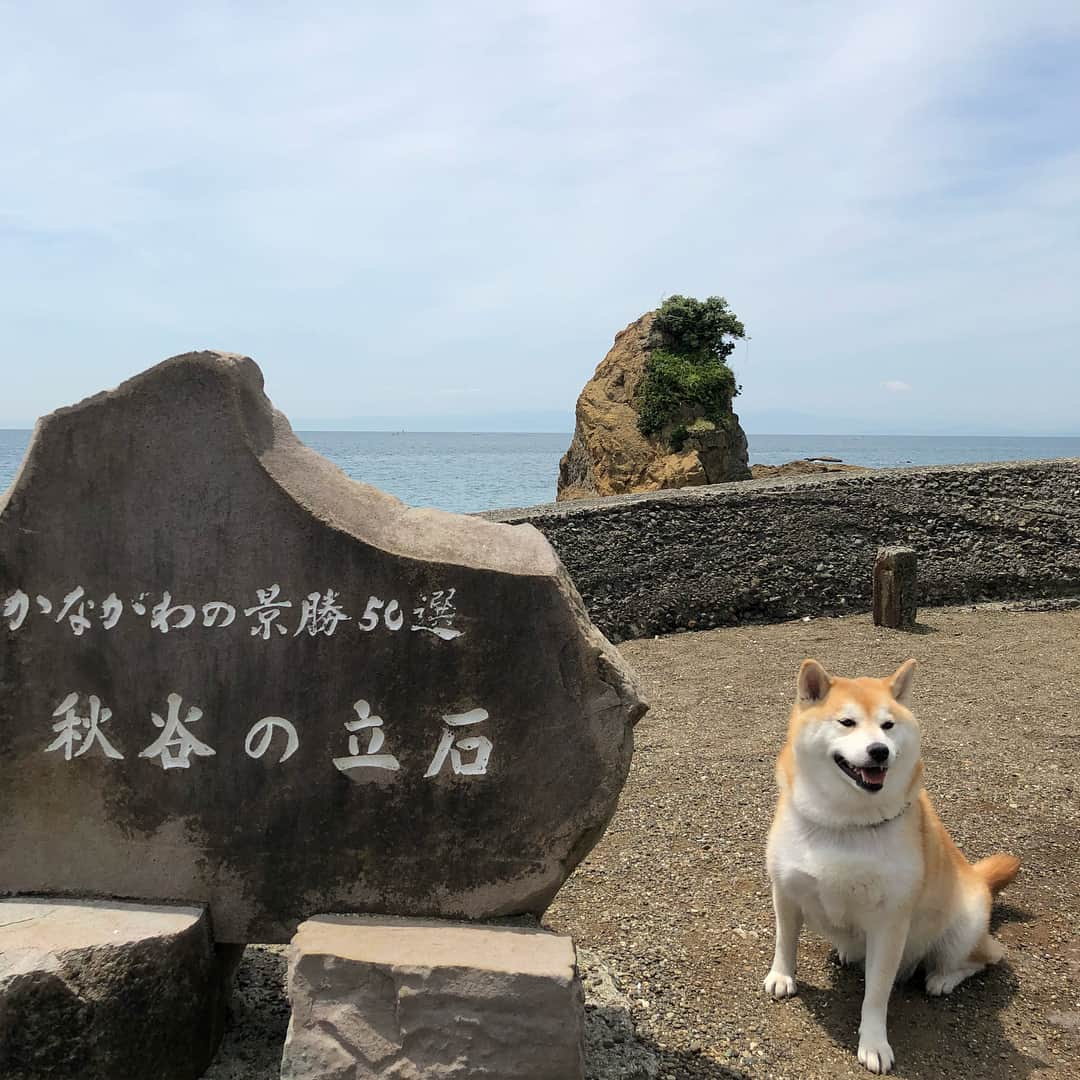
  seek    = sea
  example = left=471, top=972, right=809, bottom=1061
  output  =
left=1, top=430, right=1078, bottom=515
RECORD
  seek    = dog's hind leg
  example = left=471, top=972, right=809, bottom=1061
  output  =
left=926, top=932, right=1003, bottom=996
left=925, top=963, right=984, bottom=996
left=924, top=891, right=1002, bottom=996
left=764, top=884, right=802, bottom=999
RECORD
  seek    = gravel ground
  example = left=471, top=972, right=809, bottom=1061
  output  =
left=206, top=605, right=1079, bottom=1079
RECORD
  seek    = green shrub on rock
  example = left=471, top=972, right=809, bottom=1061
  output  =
left=637, top=349, right=737, bottom=442
left=637, top=295, right=744, bottom=443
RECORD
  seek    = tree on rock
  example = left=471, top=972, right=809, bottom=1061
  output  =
left=651, top=294, right=745, bottom=362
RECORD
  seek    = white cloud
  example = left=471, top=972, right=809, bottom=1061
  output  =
left=0, top=2, right=1078, bottom=431
left=883, top=381, right=913, bottom=394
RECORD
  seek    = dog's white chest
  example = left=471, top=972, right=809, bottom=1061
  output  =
left=811, top=849, right=910, bottom=927
left=770, top=813, right=921, bottom=932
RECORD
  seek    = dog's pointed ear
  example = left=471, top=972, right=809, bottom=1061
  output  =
left=889, top=659, right=917, bottom=706
left=797, top=659, right=831, bottom=706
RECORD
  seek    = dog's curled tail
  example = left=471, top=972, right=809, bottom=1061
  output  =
left=973, top=853, right=1020, bottom=896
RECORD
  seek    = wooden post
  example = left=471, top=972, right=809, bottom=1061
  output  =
left=873, top=546, right=917, bottom=629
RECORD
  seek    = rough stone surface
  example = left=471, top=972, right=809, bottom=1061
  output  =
left=557, top=313, right=750, bottom=501
left=202, top=942, right=658, bottom=1080
left=0, top=898, right=229, bottom=1080
left=0, top=353, right=645, bottom=942
left=487, top=458, right=1080, bottom=641
left=281, top=916, right=585, bottom=1079
left=873, top=546, right=918, bottom=628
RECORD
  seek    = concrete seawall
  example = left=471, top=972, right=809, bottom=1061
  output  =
left=484, top=458, right=1080, bottom=641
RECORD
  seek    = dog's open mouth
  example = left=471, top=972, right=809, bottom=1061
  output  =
left=833, top=753, right=887, bottom=792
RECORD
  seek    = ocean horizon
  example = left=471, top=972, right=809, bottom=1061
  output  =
left=2, top=429, right=1079, bottom=515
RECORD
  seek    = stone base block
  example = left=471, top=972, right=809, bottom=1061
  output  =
left=0, top=898, right=231, bottom=1080
left=282, top=916, right=585, bottom=1080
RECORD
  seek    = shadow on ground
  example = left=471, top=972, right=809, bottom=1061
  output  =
left=203, top=946, right=289, bottom=1080
left=586, top=1002, right=757, bottom=1080
left=794, top=953, right=1043, bottom=1080
left=991, top=901, right=1037, bottom=931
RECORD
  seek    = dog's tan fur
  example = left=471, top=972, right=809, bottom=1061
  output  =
left=764, top=659, right=1019, bottom=1074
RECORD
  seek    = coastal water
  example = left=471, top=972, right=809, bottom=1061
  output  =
left=2, top=429, right=1078, bottom=514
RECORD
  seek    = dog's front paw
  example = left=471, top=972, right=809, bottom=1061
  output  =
left=857, top=1032, right=894, bottom=1074
left=763, top=970, right=797, bottom=999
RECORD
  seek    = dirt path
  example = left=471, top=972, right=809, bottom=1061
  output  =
left=546, top=605, right=1080, bottom=1079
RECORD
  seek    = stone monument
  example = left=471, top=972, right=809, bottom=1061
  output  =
left=0, top=352, right=647, bottom=1078
left=0, top=351, right=646, bottom=943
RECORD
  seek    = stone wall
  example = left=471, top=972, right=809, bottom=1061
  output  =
left=485, top=459, right=1080, bottom=642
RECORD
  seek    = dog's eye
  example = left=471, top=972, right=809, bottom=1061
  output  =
left=837, top=718, right=856, bottom=727
left=881, top=721, right=895, bottom=730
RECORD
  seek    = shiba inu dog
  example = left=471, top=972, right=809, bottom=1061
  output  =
left=764, top=658, right=1019, bottom=1074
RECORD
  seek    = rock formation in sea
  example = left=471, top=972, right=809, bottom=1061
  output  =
left=557, top=312, right=751, bottom=501
left=750, top=458, right=868, bottom=479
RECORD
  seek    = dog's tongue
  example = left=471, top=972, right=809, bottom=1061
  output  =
left=859, top=766, right=886, bottom=786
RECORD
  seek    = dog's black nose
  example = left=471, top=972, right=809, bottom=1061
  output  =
left=867, top=743, right=890, bottom=764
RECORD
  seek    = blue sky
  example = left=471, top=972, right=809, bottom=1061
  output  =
left=2, top=2, right=1078, bottom=433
